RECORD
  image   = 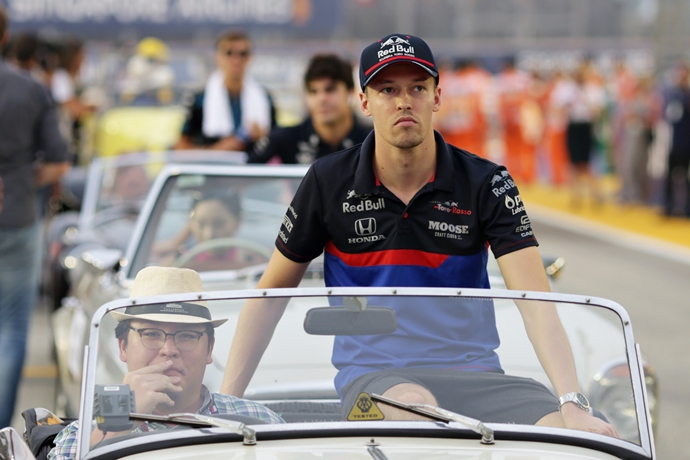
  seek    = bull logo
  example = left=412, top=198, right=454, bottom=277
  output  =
left=380, top=36, right=410, bottom=48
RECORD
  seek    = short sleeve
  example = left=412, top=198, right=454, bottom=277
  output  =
left=246, top=129, right=280, bottom=163
left=181, top=93, right=204, bottom=138
left=36, top=87, right=69, bottom=163
left=478, top=167, right=538, bottom=259
left=275, top=166, right=327, bottom=263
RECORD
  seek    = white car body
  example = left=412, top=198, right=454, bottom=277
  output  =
left=54, top=287, right=655, bottom=460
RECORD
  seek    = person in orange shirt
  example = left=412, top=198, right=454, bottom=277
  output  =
left=543, top=70, right=571, bottom=185
left=496, top=57, right=538, bottom=184
left=434, top=59, right=489, bottom=158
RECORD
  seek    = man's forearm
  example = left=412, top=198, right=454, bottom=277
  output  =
left=518, top=302, right=581, bottom=397
left=497, top=247, right=581, bottom=396
left=35, top=162, right=70, bottom=187
left=220, top=298, right=288, bottom=396
left=220, top=249, right=310, bottom=396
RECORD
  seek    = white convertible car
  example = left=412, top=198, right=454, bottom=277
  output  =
left=7, top=287, right=656, bottom=460
left=49, top=163, right=658, bottom=446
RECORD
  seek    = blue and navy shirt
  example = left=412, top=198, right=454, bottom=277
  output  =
left=276, top=131, right=538, bottom=394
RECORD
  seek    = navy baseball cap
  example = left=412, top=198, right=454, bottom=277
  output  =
left=359, top=33, right=439, bottom=90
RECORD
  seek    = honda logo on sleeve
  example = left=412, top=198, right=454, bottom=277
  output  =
left=355, top=218, right=377, bottom=236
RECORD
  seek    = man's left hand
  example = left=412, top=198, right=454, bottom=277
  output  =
left=561, top=404, right=620, bottom=438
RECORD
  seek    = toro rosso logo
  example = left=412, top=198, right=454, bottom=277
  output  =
left=432, top=200, right=472, bottom=215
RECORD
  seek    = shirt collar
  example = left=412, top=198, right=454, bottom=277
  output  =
left=354, top=130, right=454, bottom=195
left=197, top=385, right=214, bottom=414
left=308, top=115, right=366, bottom=147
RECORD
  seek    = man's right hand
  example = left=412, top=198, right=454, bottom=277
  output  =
left=210, top=135, right=246, bottom=151
left=122, top=360, right=183, bottom=414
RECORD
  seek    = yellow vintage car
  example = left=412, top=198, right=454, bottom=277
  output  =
left=91, top=105, right=187, bottom=158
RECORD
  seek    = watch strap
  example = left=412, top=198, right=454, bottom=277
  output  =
left=558, top=392, right=591, bottom=412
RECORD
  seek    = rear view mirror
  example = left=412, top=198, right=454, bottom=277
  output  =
left=303, top=307, right=397, bottom=336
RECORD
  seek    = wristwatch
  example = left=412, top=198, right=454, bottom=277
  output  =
left=558, top=392, right=591, bottom=412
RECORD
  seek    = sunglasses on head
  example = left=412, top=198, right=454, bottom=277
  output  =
left=224, top=49, right=250, bottom=57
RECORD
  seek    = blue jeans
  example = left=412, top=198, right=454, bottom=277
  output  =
left=0, top=222, right=41, bottom=428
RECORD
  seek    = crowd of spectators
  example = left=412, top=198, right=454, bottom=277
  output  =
left=433, top=56, right=690, bottom=217
left=5, top=27, right=688, bottom=217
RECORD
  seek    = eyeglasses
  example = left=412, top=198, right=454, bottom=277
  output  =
left=223, top=49, right=250, bottom=58
left=128, top=327, right=206, bottom=351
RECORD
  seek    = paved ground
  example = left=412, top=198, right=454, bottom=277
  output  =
left=11, top=297, right=58, bottom=431
left=520, top=178, right=690, bottom=252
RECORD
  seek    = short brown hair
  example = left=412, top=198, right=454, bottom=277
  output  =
left=215, top=30, right=251, bottom=50
left=0, top=7, right=8, bottom=41
left=59, top=37, right=84, bottom=71
left=13, top=33, right=40, bottom=64
left=304, top=54, right=354, bottom=91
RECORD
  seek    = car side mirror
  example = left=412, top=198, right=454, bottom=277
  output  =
left=303, top=306, right=397, bottom=336
left=542, top=256, right=565, bottom=280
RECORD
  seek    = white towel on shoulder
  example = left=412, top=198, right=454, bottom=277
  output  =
left=202, top=69, right=271, bottom=138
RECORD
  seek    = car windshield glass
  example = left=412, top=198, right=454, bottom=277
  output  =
left=94, top=154, right=160, bottom=215
left=79, top=289, right=653, bottom=458
left=128, top=173, right=302, bottom=274
left=93, top=152, right=246, bottom=216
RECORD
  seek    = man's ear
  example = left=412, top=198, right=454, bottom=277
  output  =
left=359, top=90, right=372, bottom=117
left=118, top=338, right=127, bottom=363
left=214, top=51, right=224, bottom=72
left=433, top=84, right=442, bottom=113
left=206, top=337, right=215, bottom=365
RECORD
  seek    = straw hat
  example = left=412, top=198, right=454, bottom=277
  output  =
left=110, top=266, right=227, bottom=327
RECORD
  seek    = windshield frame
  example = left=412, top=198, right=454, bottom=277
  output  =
left=78, top=151, right=248, bottom=231
left=118, top=163, right=309, bottom=280
left=77, top=287, right=654, bottom=459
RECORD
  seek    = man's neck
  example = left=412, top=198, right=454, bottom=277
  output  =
left=313, top=113, right=354, bottom=148
left=224, top=76, right=243, bottom=96
left=373, top=130, right=437, bottom=205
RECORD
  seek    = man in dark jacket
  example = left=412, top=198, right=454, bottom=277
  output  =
left=0, top=6, right=69, bottom=428
left=247, top=54, right=371, bottom=164
left=663, top=62, right=690, bottom=217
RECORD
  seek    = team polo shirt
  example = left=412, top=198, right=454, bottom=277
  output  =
left=275, top=130, right=538, bottom=394
left=246, top=116, right=372, bottom=164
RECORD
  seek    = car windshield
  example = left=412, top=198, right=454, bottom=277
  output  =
left=86, top=152, right=246, bottom=223
left=76, top=288, right=654, bottom=459
left=127, top=171, right=303, bottom=275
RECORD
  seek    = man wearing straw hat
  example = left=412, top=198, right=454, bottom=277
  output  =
left=49, top=266, right=283, bottom=460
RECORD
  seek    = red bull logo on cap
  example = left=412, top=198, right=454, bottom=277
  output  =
left=378, top=35, right=414, bottom=60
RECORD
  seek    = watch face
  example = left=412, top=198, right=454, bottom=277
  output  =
left=576, top=393, right=590, bottom=408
